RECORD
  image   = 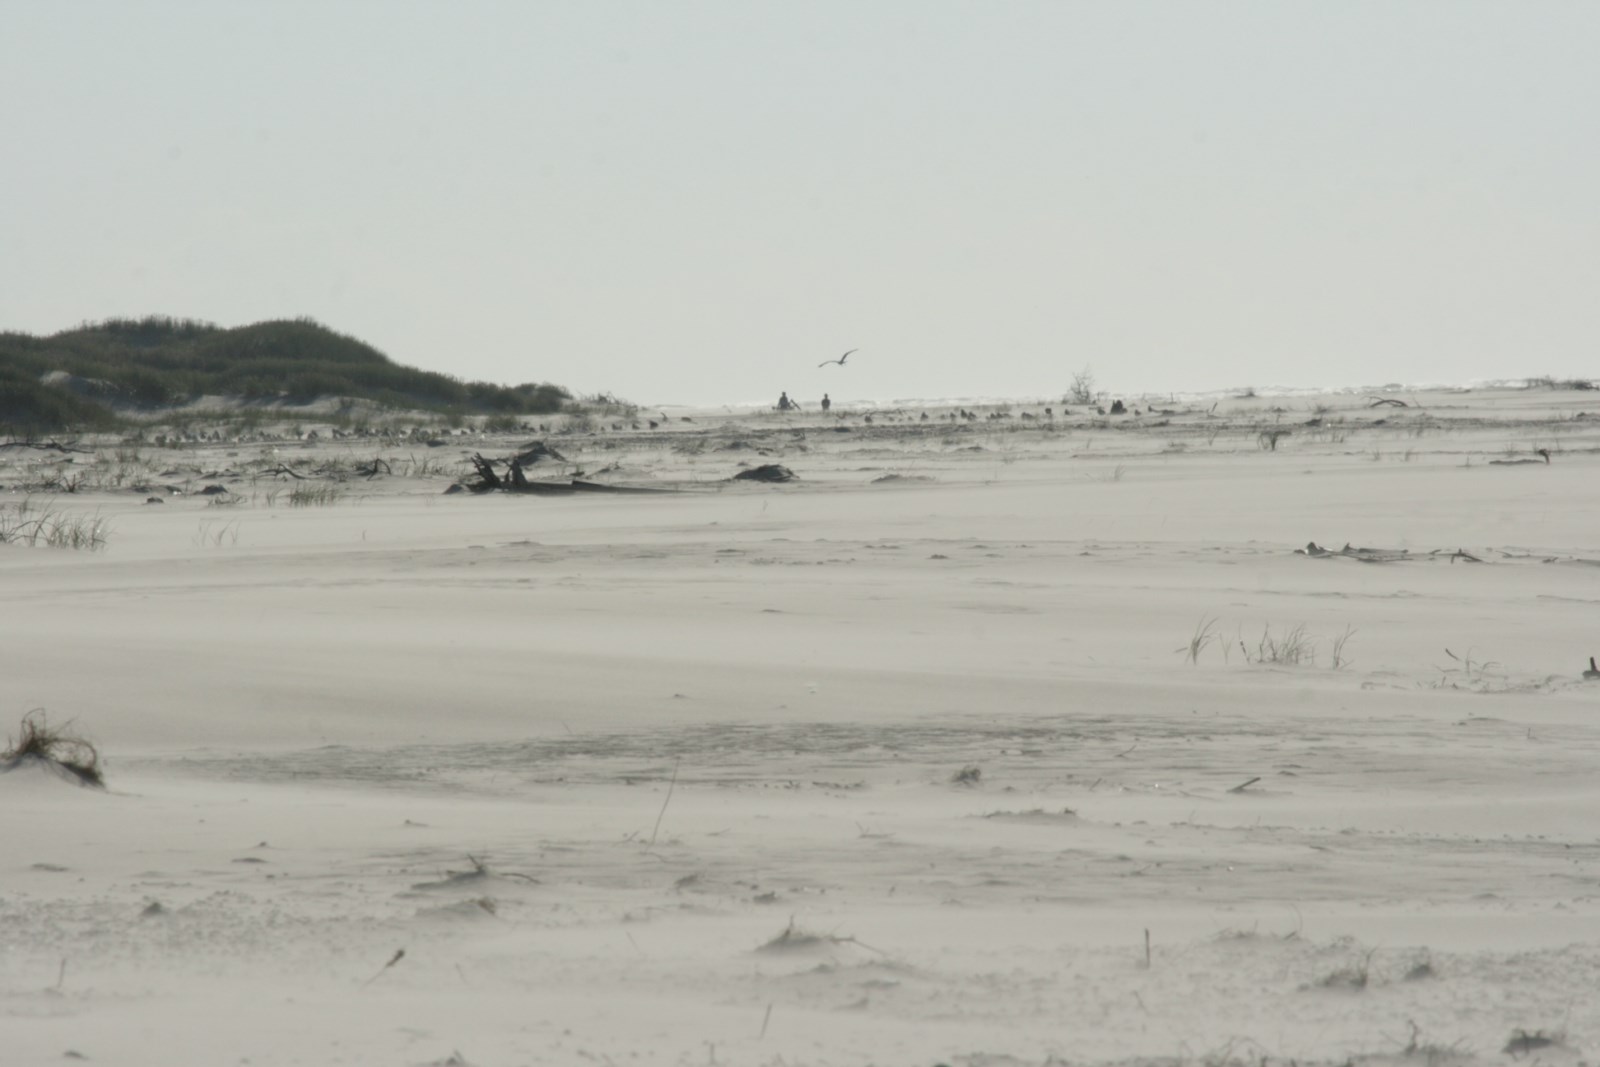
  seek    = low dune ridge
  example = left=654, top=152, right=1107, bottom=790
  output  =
left=2, top=384, right=1599, bottom=1066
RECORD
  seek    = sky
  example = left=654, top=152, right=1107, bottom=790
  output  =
left=2, top=2, right=1596, bottom=407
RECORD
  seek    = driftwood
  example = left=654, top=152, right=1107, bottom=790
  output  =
left=1489, top=448, right=1551, bottom=466
left=465, top=453, right=673, bottom=495
left=1584, top=657, right=1600, bottom=681
left=262, top=464, right=307, bottom=479
left=570, top=480, right=673, bottom=494
left=1297, top=542, right=1410, bottom=562
left=0, top=440, right=95, bottom=454
left=731, top=464, right=797, bottom=483
left=1367, top=396, right=1409, bottom=408
left=1298, top=542, right=1510, bottom=565
left=468, top=453, right=503, bottom=491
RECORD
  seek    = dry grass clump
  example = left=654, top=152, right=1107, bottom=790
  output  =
left=758, top=916, right=880, bottom=955
left=0, top=498, right=111, bottom=550
left=1245, top=623, right=1316, bottom=666
left=1178, top=618, right=1356, bottom=668
left=287, top=482, right=345, bottom=507
left=1, top=710, right=104, bottom=787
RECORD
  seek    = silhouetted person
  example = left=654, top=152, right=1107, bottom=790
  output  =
left=821, top=393, right=831, bottom=412
left=778, top=391, right=792, bottom=411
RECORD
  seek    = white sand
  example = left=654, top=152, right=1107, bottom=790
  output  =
left=3, top=386, right=1599, bottom=1066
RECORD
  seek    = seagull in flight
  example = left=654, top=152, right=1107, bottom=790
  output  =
left=818, top=348, right=857, bottom=368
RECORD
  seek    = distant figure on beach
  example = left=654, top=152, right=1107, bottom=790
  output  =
left=821, top=393, right=831, bottom=412
left=778, top=391, right=793, bottom=411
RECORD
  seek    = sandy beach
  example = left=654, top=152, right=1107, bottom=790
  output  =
left=4, top=385, right=1599, bottom=1066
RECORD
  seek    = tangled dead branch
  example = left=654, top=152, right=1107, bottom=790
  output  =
left=2, top=710, right=104, bottom=787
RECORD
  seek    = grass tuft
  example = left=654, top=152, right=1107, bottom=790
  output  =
left=1177, top=616, right=1219, bottom=664
left=1330, top=625, right=1358, bottom=670
left=1243, top=624, right=1316, bottom=666
left=0, top=498, right=111, bottom=550
left=288, top=483, right=345, bottom=507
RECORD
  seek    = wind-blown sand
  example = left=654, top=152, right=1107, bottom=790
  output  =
left=3, top=386, right=1599, bottom=1066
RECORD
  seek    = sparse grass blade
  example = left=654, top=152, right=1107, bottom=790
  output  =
left=1177, top=615, right=1219, bottom=664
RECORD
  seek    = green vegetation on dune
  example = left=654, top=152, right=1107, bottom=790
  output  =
left=0, top=364, right=125, bottom=436
left=0, top=315, right=572, bottom=433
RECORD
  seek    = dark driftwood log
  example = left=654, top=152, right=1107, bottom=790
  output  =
left=732, top=464, right=797, bottom=483
left=1296, top=542, right=1410, bottom=563
left=469, top=453, right=502, bottom=491
left=1367, top=396, right=1409, bottom=408
left=464, top=453, right=677, bottom=495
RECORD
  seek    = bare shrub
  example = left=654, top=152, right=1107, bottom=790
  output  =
left=1067, top=365, right=1097, bottom=405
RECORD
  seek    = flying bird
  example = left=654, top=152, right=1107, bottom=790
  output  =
left=818, top=349, right=857, bottom=368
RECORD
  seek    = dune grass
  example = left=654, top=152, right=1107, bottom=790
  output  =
left=0, top=497, right=111, bottom=550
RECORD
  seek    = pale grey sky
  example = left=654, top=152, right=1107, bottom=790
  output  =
left=3, top=2, right=1595, bottom=405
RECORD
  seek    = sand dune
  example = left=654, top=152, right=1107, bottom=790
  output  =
left=3, top=386, right=1598, bottom=1066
